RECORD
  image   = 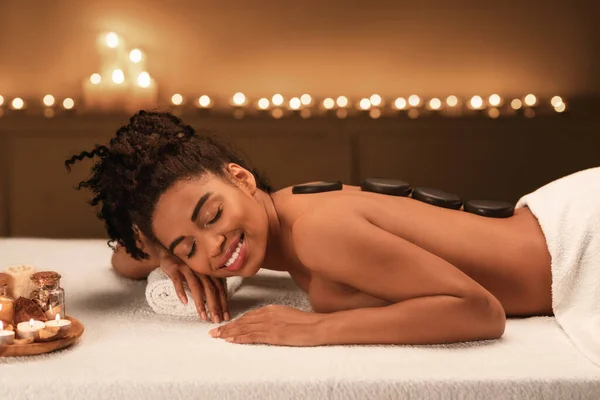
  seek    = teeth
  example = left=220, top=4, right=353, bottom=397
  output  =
left=224, top=237, right=244, bottom=267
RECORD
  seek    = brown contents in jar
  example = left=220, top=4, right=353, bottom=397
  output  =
left=30, top=271, right=64, bottom=319
left=31, top=271, right=61, bottom=287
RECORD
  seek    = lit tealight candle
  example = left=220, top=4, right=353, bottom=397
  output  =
left=17, top=318, right=45, bottom=340
left=129, top=49, right=143, bottom=63
left=45, top=314, right=71, bottom=334
left=0, top=320, right=15, bottom=345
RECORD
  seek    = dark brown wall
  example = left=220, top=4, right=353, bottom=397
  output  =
left=1, top=1, right=599, bottom=99
left=1, top=113, right=598, bottom=238
left=1, top=1, right=599, bottom=238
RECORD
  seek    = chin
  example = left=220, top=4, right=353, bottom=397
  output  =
left=237, top=266, right=261, bottom=278
left=237, top=243, right=264, bottom=277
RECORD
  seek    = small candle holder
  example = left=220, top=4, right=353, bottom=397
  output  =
left=0, top=320, right=15, bottom=345
left=16, top=319, right=45, bottom=340
left=45, top=313, right=72, bottom=335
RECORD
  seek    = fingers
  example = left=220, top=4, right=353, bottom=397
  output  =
left=164, top=269, right=188, bottom=306
left=210, top=318, right=263, bottom=339
left=198, top=275, right=222, bottom=323
left=180, top=266, right=208, bottom=321
left=159, top=250, right=189, bottom=305
left=212, top=277, right=230, bottom=321
left=223, top=333, right=265, bottom=344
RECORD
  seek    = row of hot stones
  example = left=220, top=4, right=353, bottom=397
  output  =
left=292, top=178, right=514, bottom=218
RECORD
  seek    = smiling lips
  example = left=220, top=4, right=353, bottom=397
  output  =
left=219, top=233, right=245, bottom=271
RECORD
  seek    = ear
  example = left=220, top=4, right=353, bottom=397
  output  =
left=225, top=163, right=257, bottom=195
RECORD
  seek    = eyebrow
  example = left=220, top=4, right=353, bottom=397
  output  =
left=167, top=192, right=212, bottom=254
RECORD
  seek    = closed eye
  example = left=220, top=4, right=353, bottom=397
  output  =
left=206, top=206, right=223, bottom=226
left=187, top=240, right=197, bottom=259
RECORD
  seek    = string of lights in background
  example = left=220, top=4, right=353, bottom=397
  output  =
left=0, top=32, right=569, bottom=120
left=162, top=92, right=567, bottom=120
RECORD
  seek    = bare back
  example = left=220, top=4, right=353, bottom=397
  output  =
left=271, top=184, right=553, bottom=317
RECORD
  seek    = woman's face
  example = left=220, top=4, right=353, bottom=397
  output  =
left=151, top=164, right=268, bottom=277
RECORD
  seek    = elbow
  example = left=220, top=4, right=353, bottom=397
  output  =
left=111, top=247, right=157, bottom=280
left=465, top=292, right=506, bottom=340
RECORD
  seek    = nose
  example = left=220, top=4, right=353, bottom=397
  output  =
left=206, top=234, right=227, bottom=266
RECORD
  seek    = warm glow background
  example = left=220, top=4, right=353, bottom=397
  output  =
left=0, top=0, right=598, bottom=100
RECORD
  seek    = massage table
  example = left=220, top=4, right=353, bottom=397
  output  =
left=1, top=238, right=599, bottom=399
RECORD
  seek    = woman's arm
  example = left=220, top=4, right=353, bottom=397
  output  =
left=314, top=293, right=503, bottom=345
left=293, top=206, right=506, bottom=345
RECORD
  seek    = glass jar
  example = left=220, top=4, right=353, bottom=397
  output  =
left=0, top=273, right=15, bottom=325
left=30, top=271, right=66, bottom=320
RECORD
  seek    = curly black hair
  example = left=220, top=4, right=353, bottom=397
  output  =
left=65, top=110, right=272, bottom=260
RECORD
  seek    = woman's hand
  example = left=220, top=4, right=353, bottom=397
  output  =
left=209, top=305, right=325, bottom=346
left=159, top=249, right=230, bottom=323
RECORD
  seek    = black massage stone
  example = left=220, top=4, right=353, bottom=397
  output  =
left=464, top=200, right=515, bottom=218
left=292, top=181, right=343, bottom=194
left=412, top=187, right=463, bottom=210
left=360, top=178, right=412, bottom=197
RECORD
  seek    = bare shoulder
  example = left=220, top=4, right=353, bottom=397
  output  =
left=272, top=183, right=364, bottom=229
left=291, top=205, right=360, bottom=268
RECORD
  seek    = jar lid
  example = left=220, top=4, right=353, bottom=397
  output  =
left=0, top=272, right=10, bottom=287
left=30, top=271, right=61, bottom=286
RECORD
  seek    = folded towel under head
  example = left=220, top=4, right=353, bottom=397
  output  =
left=145, top=268, right=244, bottom=318
left=516, top=166, right=600, bottom=367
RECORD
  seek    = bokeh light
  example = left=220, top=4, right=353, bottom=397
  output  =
left=171, top=94, right=183, bottom=105
left=43, top=95, right=55, bottom=107
left=233, top=92, right=246, bottom=106
left=408, top=95, right=420, bottom=107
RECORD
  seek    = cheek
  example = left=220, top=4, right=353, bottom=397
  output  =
left=231, top=198, right=264, bottom=233
left=248, top=202, right=269, bottom=238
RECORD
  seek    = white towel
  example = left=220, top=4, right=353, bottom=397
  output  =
left=516, top=166, right=600, bottom=367
left=145, top=268, right=244, bottom=318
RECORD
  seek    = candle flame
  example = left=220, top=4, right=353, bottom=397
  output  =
left=0, top=320, right=3, bottom=330
left=0, top=304, right=3, bottom=311
left=29, top=318, right=34, bottom=328
left=56, top=314, right=61, bottom=321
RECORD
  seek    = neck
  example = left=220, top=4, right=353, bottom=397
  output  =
left=255, top=190, right=288, bottom=272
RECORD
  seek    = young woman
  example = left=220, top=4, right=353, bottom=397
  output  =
left=66, top=111, right=557, bottom=347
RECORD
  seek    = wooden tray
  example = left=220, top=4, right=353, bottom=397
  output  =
left=0, top=316, right=84, bottom=357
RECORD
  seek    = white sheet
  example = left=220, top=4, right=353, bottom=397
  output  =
left=1, top=238, right=600, bottom=400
